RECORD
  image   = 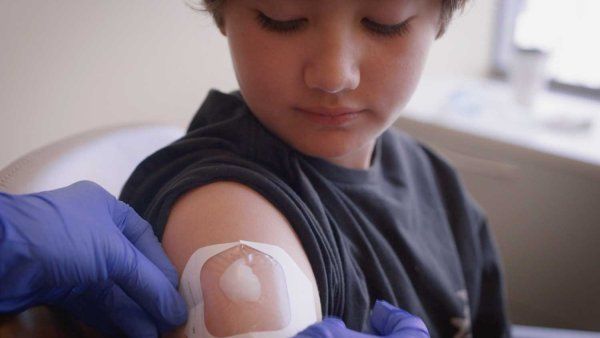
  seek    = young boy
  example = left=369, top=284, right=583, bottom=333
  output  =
left=120, top=0, right=510, bottom=337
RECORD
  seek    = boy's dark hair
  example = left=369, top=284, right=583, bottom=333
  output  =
left=194, top=0, right=469, bottom=39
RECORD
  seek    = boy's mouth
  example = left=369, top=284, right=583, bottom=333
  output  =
left=298, top=106, right=363, bottom=116
left=296, top=107, right=363, bottom=126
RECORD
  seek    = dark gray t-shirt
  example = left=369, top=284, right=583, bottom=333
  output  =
left=120, top=89, right=510, bottom=338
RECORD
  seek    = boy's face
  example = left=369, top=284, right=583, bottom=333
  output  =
left=220, top=0, right=441, bottom=169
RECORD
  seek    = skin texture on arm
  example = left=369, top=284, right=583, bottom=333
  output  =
left=161, top=181, right=322, bottom=337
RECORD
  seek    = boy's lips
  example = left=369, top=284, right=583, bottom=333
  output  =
left=296, top=106, right=364, bottom=126
left=298, top=106, right=364, bottom=116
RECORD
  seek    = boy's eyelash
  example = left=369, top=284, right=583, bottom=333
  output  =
left=362, top=18, right=412, bottom=38
left=255, top=12, right=412, bottom=38
left=255, top=12, right=305, bottom=34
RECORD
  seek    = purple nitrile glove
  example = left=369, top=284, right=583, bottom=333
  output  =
left=294, top=300, right=429, bottom=338
left=0, top=181, right=187, bottom=337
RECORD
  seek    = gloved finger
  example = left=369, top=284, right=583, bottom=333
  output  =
left=91, top=281, right=160, bottom=338
left=294, top=318, right=372, bottom=338
left=51, top=285, right=122, bottom=337
left=108, top=239, right=187, bottom=333
left=112, top=199, right=180, bottom=288
left=369, top=300, right=429, bottom=337
left=51, top=283, right=160, bottom=338
left=294, top=318, right=346, bottom=338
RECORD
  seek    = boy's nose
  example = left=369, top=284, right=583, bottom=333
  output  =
left=303, top=33, right=361, bottom=94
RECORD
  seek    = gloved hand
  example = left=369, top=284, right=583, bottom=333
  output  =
left=0, top=181, right=187, bottom=337
left=294, top=300, right=429, bottom=338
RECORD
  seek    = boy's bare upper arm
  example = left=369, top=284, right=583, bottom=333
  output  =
left=162, top=181, right=322, bottom=331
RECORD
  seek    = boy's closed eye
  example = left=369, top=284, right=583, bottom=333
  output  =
left=254, top=10, right=416, bottom=38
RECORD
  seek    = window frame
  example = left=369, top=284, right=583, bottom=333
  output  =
left=490, top=0, right=600, bottom=101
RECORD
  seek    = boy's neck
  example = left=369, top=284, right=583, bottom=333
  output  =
left=324, top=140, right=376, bottom=170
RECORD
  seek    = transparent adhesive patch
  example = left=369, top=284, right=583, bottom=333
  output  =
left=180, top=240, right=317, bottom=338
left=201, top=245, right=291, bottom=336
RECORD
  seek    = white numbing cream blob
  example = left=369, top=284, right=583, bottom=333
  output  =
left=180, top=240, right=318, bottom=338
left=218, top=258, right=262, bottom=302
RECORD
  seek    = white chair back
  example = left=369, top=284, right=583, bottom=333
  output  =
left=0, top=124, right=185, bottom=196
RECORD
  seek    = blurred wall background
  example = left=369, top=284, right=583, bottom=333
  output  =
left=0, top=0, right=496, bottom=168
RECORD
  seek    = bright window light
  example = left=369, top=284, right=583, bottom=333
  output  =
left=513, top=0, right=600, bottom=89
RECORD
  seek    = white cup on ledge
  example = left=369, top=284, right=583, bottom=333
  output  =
left=509, top=47, right=551, bottom=110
